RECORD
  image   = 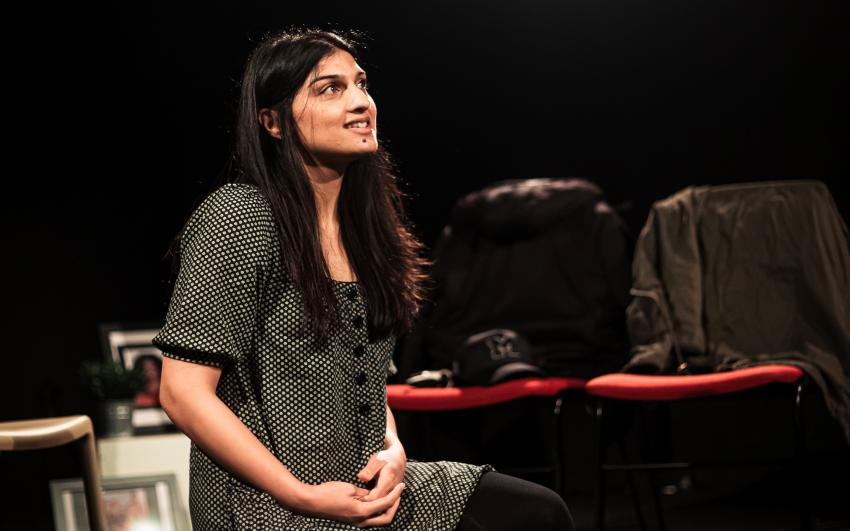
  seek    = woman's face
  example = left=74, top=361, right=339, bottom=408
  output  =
left=290, top=49, right=378, bottom=165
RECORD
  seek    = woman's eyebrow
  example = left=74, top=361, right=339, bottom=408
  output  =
left=308, top=72, right=368, bottom=86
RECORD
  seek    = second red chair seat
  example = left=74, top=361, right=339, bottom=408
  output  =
left=585, top=365, right=804, bottom=401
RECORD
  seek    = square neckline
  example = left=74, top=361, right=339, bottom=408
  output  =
left=329, top=277, right=359, bottom=284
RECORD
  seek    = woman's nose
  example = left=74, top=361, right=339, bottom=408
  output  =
left=347, top=86, right=372, bottom=112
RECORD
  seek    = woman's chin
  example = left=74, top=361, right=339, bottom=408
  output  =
left=352, top=139, right=379, bottom=155
left=343, top=145, right=380, bottom=161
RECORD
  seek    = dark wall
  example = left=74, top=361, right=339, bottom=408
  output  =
left=13, top=0, right=848, bottom=527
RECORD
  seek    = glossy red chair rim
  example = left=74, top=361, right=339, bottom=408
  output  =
left=387, top=376, right=587, bottom=411
left=585, top=364, right=805, bottom=401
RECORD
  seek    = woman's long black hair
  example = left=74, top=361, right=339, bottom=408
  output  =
left=166, top=28, right=432, bottom=348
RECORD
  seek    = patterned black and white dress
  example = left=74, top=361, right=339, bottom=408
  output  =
left=152, top=183, right=495, bottom=530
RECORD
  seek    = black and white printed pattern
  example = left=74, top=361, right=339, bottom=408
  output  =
left=153, top=183, right=495, bottom=530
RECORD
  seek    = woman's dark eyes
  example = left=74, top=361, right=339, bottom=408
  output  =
left=320, top=80, right=369, bottom=94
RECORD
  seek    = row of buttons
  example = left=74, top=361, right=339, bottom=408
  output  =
left=349, top=287, right=370, bottom=417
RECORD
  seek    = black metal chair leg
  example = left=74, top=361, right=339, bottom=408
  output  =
left=647, top=469, right=666, bottom=531
left=551, top=395, right=564, bottom=498
left=594, top=401, right=606, bottom=531
left=616, top=440, right=648, bottom=531
left=795, top=379, right=811, bottom=531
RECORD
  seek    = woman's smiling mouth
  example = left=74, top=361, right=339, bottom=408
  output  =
left=344, top=118, right=373, bottom=133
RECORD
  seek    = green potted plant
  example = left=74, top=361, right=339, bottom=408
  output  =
left=79, top=359, right=146, bottom=437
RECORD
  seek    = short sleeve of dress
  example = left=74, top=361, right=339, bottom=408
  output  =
left=152, top=184, right=275, bottom=368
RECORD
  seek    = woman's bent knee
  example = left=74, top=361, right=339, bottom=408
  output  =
left=458, top=472, right=574, bottom=531
left=523, top=484, right=574, bottom=531
left=537, top=489, right=574, bottom=531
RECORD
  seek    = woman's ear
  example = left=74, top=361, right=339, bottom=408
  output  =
left=258, top=108, right=282, bottom=139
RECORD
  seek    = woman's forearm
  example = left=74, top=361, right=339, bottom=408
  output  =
left=384, top=404, right=402, bottom=450
left=162, top=387, right=308, bottom=510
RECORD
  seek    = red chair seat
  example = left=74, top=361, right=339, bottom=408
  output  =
left=387, top=376, right=587, bottom=411
left=585, top=365, right=804, bottom=401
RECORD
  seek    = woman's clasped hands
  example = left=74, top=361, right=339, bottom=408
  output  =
left=295, top=443, right=407, bottom=528
left=353, top=443, right=407, bottom=528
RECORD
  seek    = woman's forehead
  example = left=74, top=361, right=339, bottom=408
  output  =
left=312, top=50, right=365, bottom=78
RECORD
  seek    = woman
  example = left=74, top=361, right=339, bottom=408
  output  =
left=153, top=28, right=574, bottom=530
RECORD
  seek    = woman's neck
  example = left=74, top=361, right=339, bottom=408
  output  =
left=305, top=162, right=357, bottom=281
left=304, top=161, right=345, bottom=230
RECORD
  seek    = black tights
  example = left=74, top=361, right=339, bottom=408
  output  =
left=454, top=471, right=575, bottom=531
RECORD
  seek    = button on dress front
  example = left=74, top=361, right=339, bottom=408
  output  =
left=152, top=183, right=495, bottom=530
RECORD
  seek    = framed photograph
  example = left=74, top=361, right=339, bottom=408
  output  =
left=98, top=322, right=174, bottom=432
left=50, top=474, right=188, bottom=531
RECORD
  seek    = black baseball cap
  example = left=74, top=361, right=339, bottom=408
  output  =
left=453, top=329, right=544, bottom=386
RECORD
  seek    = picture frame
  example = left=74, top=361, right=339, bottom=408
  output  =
left=98, top=321, right=174, bottom=432
left=50, top=473, right=188, bottom=531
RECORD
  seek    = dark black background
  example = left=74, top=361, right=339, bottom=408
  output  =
left=11, top=1, right=848, bottom=528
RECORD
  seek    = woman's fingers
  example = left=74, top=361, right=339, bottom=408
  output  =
left=358, top=468, right=395, bottom=502
left=355, top=491, right=402, bottom=528
left=356, top=482, right=405, bottom=518
left=356, top=454, right=385, bottom=483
